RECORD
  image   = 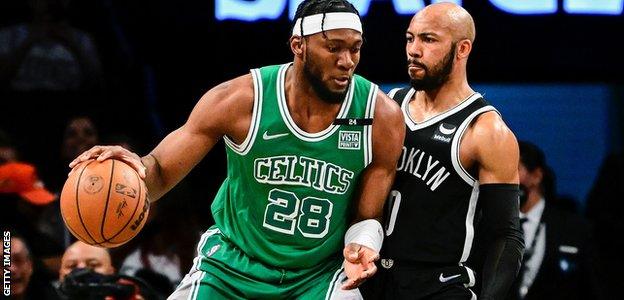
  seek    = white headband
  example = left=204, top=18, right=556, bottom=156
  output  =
left=292, top=12, right=362, bottom=37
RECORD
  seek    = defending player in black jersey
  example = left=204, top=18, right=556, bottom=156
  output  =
left=362, top=3, right=524, bottom=299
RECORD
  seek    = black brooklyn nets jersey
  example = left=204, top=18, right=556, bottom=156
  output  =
left=382, top=87, right=499, bottom=264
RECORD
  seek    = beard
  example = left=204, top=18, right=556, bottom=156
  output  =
left=303, top=48, right=350, bottom=104
left=409, top=42, right=456, bottom=91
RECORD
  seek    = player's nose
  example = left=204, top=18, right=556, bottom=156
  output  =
left=337, top=51, right=355, bottom=70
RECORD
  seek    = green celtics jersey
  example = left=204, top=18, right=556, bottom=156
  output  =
left=211, top=63, right=378, bottom=269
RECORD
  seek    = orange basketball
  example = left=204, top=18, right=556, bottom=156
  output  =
left=60, top=159, right=149, bottom=248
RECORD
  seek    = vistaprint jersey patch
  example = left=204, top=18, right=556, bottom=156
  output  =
left=338, top=131, right=361, bottom=150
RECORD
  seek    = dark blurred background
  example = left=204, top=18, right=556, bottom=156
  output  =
left=1, top=0, right=622, bottom=298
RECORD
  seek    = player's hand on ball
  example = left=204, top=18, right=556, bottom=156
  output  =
left=69, top=145, right=147, bottom=178
left=341, top=242, right=379, bottom=290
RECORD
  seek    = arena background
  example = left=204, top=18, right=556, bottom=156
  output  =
left=5, top=0, right=621, bottom=206
left=1, top=0, right=622, bottom=296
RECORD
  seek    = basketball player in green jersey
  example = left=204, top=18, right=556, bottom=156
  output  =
left=69, top=0, right=404, bottom=298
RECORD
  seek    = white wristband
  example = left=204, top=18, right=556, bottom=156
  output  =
left=344, top=219, right=384, bottom=253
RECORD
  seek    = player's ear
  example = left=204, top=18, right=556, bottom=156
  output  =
left=456, top=39, right=472, bottom=59
left=290, top=35, right=304, bottom=57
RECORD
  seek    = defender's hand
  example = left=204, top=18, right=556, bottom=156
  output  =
left=341, top=242, right=379, bottom=290
left=69, top=145, right=147, bottom=178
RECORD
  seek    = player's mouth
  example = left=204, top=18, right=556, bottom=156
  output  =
left=408, top=60, right=427, bottom=73
left=408, top=63, right=425, bottom=71
left=333, top=76, right=350, bottom=87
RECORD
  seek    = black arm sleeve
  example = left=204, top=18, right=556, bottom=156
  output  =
left=478, top=184, right=525, bottom=300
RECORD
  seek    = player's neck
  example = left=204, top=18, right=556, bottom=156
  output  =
left=411, top=76, right=474, bottom=121
left=284, top=65, right=343, bottom=132
left=417, top=77, right=473, bottom=110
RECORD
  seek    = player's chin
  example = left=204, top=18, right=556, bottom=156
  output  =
left=408, top=69, right=427, bottom=79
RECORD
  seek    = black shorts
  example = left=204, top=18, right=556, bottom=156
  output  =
left=361, top=260, right=477, bottom=300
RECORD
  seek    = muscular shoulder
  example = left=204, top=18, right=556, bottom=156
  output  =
left=467, top=111, right=519, bottom=184
left=373, top=90, right=404, bottom=130
left=371, top=91, right=405, bottom=159
left=185, top=74, right=255, bottom=140
left=200, top=74, right=254, bottom=114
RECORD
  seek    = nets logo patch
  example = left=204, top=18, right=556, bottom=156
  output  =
left=338, top=131, right=361, bottom=150
left=431, top=123, right=457, bottom=143
left=381, top=258, right=394, bottom=269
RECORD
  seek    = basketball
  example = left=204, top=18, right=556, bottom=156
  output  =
left=60, top=159, right=149, bottom=248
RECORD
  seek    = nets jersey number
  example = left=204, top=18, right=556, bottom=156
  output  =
left=263, top=189, right=333, bottom=238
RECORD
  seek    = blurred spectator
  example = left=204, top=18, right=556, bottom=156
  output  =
left=507, top=141, right=604, bottom=299
left=0, top=162, right=55, bottom=205
left=0, top=162, right=66, bottom=275
left=9, top=235, right=33, bottom=299
left=586, top=151, right=624, bottom=297
left=0, top=0, right=102, bottom=92
left=9, top=235, right=59, bottom=299
left=57, top=241, right=165, bottom=300
left=59, top=241, right=115, bottom=282
left=43, top=115, right=100, bottom=193
left=60, top=115, right=99, bottom=163
left=0, top=129, right=18, bottom=163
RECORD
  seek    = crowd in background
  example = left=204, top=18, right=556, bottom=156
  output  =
left=1, top=0, right=623, bottom=299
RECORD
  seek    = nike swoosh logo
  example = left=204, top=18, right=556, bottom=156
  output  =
left=439, top=123, right=457, bottom=135
left=439, top=273, right=461, bottom=282
left=263, top=131, right=289, bottom=140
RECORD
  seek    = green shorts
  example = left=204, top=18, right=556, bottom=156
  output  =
left=167, top=227, right=362, bottom=300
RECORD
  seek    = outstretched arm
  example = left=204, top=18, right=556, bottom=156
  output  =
left=342, top=90, right=405, bottom=290
left=70, top=74, right=255, bottom=202
left=469, top=112, right=524, bottom=300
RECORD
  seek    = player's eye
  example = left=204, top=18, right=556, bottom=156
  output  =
left=406, top=36, right=413, bottom=43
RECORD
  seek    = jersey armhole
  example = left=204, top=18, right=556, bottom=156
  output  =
left=450, top=106, right=500, bottom=186
left=223, top=68, right=263, bottom=155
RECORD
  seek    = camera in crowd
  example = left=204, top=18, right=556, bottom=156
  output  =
left=58, top=268, right=166, bottom=300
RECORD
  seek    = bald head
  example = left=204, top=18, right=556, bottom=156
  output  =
left=59, top=241, right=114, bottom=281
left=413, top=2, right=475, bottom=42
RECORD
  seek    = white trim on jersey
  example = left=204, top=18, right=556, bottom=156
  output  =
left=277, top=63, right=355, bottom=142
left=462, top=264, right=476, bottom=288
left=387, top=87, right=401, bottom=99
left=450, top=106, right=499, bottom=186
left=223, top=68, right=263, bottom=155
left=363, top=84, right=378, bottom=166
left=191, top=272, right=207, bottom=300
left=460, top=183, right=480, bottom=262
left=171, top=228, right=219, bottom=300
left=400, top=89, right=482, bottom=131
left=324, top=267, right=363, bottom=300
left=324, top=268, right=343, bottom=300
left=469, top=289, right=477, bottom=300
